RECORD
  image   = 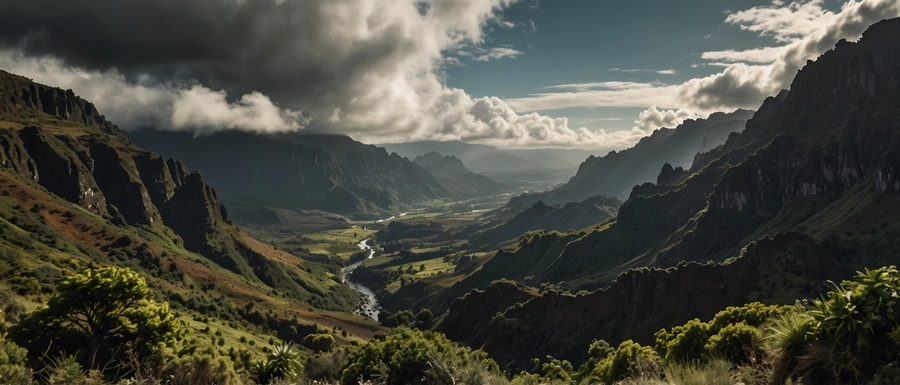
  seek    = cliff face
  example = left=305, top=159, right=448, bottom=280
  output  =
left=439, top=232, right=841, bottom=371
left=129, top=130, right=505, bottom=219
left=0, top=70, right=359, bottom=308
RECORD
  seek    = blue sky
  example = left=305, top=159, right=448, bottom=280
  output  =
left=0, top=0, right=896, bottom=150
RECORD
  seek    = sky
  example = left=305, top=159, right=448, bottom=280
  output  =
left=1, top=0, right=898, bottom=151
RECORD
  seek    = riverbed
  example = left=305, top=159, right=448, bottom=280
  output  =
left=342, top=239, right=380, bottom=320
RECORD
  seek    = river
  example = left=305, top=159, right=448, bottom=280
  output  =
left=342, top=239, right=380, bottom=320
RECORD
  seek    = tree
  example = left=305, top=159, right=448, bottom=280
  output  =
left=414, top=309, right=434, bottom=330
left=10, top=267, right=180, bottom=371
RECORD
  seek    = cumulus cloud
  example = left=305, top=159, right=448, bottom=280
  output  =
left=633, top=107, right=700, bottom=133
left=0, top=0, right=897, bottom=150
left=171, top=86, right=309, bottom=135
left=725, top=0, right=839, bottom=43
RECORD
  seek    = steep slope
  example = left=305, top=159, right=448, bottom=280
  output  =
left=130, top=129, right=452, bottom=218
left=505, top=109, right=753, bottom=209
left=466, top=196, right=622, bottom=248
left=412, top=151, right=509, bottom=198
left=0, top=70, right=380, bottom=340
left=436, top=232, right=842, bottom=371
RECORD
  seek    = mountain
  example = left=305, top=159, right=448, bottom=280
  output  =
left=411, top=151, right=509, bottom=198
left=402, top=17, right=900, bottom=370
left=436, top=232, right=842, bottom=371
left=464, top=196, right=622, bottom=248
left=130, top=130, right=508, bottom=219
left=504, top=109, right=753, bottom=210
left=382, top=141, right=594, bottom=188
left=0, top=70, right=380, bottom=342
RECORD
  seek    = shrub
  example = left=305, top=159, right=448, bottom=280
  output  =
left=301, top=333, right=335, bottom=353
left=0, top=339, right=33, bottom=384
left=340, top=327, right=500, bottom=385
left=9, top=267, right=181, bottom=375
left=587, top=339, right=658, bottom=384
left=251, top=341, right=303, bottom=384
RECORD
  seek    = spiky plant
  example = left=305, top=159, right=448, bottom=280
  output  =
left=252, top=341, right=303, bottom=384
left=764, top=311, right=814, bottom=382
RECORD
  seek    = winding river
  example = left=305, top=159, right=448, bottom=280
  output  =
left=342, top=239, right=380, bottom=319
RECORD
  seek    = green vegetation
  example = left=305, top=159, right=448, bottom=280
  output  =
left=9, top=267, right=180, bottom=373
left=250, top=341, right=303, bottom=384
left=340, top=327, right=502, bottom=385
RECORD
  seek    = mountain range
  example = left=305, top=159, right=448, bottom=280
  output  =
left=130, top=130, right=511, bottom=220
left=502, top=109, right=753, bottom=213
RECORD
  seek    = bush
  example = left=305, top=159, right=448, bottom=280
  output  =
left=251, top=341, right=303, bottom=384
left=301, top=333, right=335, bottom=353
left=0, top=339, right=33, bottom=384
left=9, top=267, right=181, bottom=376
left=340, top=327, right=500, bottom=385
left=586, top=339, right=658, bottom=384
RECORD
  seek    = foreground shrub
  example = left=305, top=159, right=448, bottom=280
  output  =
left=251, top=341, right=303, bottom=385
left=654, top=302, right=791, bottom=364
left=9, top=267, right=181, bottom=377
left=0, top=339, right=32, bottom=385
left=340, top=327, right=500, bottom=385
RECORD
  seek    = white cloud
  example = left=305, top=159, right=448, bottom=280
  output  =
left=610, top=68, right=678, bottom=75
left=474, top=47, right=524, bottom=61
left=506, top=83, right=683, bottom=112
left=679, top=0, right=900, bottom=112
left=541, top=81, right=662, bottom=91
left=634, top=107, right=700, bottom=133
left=2, top=0, right=898, bottom=151
left=700, top=46, right=784, bottom=63
left=171, top=86, right=309, bottom=135
left=725, top=0, right=839, bottom=43
left=457, top=45, right=524, bottom=62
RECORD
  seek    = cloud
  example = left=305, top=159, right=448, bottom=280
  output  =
left=679, top=0, right=900, bottom=112
left=700, top=46, right=784, bottom=63
left=506, top=0, right=900, bottom=116
left=0, top=0, right=897, bottom=151
left=474, top=47, right=524, bottom=61
left=634, top=107, right=700, bottom=133
left=725, top=0, right=839, bottom=43
left=458, top=46, right=524, bottom=62
left=610, top=68, right=678, bottom=75
left=541, top=81, right=662, bottom=91
left=506, top=82, right=682, bottom=112
left=171, top=86, right=309, bottom=135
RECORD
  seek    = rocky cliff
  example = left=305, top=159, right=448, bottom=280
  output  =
left=0, top=70, right=359, bottom=311
left=437, top=232, right=842, bottom=371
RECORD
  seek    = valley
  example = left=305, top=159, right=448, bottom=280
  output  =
left=1, top=8, right=900, bottom=385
